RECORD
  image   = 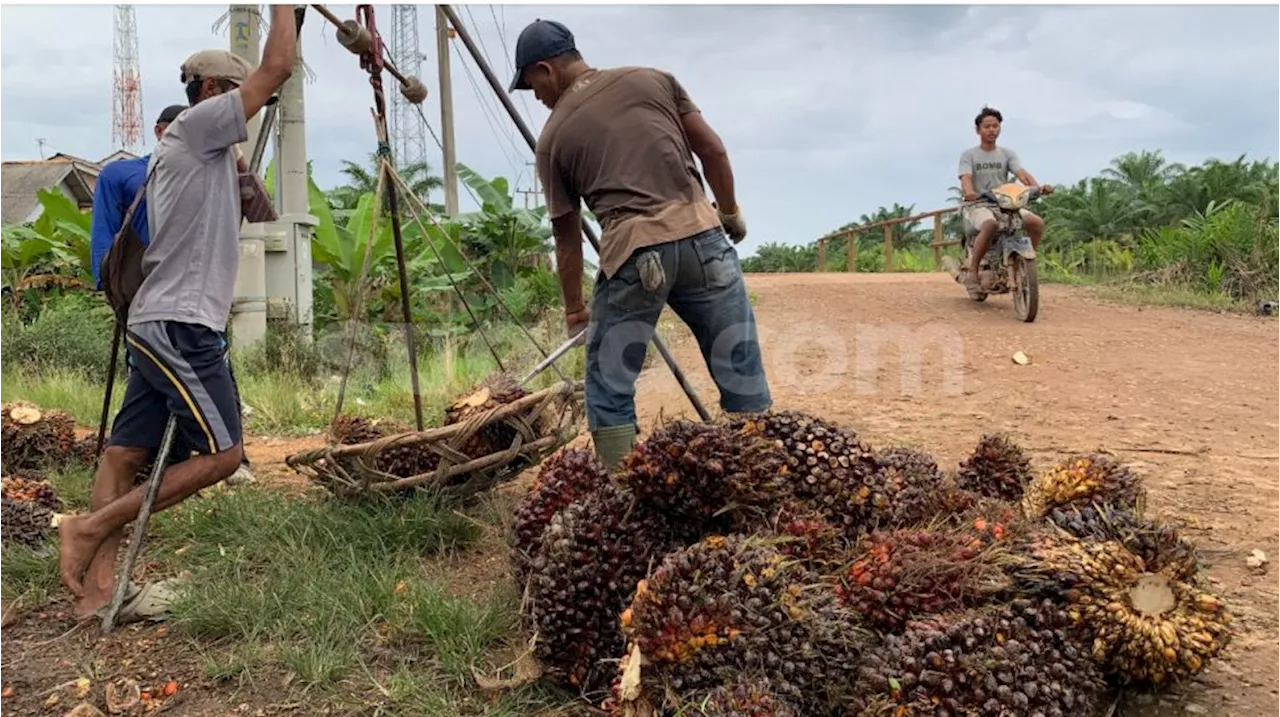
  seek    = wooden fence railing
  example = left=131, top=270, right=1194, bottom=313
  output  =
left=815, top=206, right=963, bottom=272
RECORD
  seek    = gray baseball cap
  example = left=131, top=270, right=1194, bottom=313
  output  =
left=508, top=19, right=576, bottom=92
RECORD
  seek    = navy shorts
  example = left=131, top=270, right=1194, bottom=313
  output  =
left=110, top=320, right=243, bottom=456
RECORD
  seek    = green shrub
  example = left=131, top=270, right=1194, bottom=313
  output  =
left=1, top=293, right=118, bottom=379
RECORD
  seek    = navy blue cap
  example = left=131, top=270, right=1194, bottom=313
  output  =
left=156, top=104, right=187, bottom=124
left=509, top=19, right=576, bottom=92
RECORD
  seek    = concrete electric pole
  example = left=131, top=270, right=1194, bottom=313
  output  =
left=436, top=6, right=459, bottom=215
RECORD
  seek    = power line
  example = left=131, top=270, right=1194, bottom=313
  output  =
left=451, top=41, right=529, bottom=182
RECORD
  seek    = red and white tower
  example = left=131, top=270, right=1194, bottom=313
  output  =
left=112, top=4, right=145, bottom=153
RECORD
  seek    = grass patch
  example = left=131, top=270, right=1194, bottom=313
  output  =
left=140, top=487, right=537, bottom=701
left=45, top=463, right=96, bottom=512
left=0, top=544, right=61, bottom=609
left=0, top=367, right=119, bottom=426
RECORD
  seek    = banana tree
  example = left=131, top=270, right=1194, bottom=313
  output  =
left=1, top=225, right=78, bottom=310
left=454, top=163, right=552, bottom=290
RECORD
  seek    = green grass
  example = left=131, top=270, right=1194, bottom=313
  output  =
left=0, top=367, right=122, bottom=426
left=131, top=486, right=568, bottom=709
left=0, top=543, right=61, bottom=609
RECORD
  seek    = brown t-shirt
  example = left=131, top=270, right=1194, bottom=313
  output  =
left=536, top=66, right=721, bottom=279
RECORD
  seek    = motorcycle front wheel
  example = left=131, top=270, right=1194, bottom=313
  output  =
left=1012, top=255, right=1039, bottom=322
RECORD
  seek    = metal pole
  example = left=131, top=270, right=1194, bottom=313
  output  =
left=385, top=162, right=426, bottom=431
left=102, top=416, right=176, bottom=632
left=228, top=5, right=263, bottom=160
left=437, top=4, right=712, bottom=423
left=436, top=6, right=459, bottom=215
left=96, top=322, right=124, bottom=457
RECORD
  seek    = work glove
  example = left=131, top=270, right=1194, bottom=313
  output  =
left=718, top=205, right=747, bottom=244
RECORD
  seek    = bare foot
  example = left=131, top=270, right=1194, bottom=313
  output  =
left=73, top=593, right=111, bottom=621
left=57, top=516, right=104, bottom=597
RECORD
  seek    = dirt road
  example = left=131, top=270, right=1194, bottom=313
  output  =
left=633, top=272, right=1279, bottom=716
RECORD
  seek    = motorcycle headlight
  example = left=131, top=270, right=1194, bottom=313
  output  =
left=996, top=193, right=1015, bottom=210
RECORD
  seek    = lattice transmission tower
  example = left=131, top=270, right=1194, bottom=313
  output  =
left=389, top=5, right=428, bottom=172
left=112, top=4, right=146, bottom=153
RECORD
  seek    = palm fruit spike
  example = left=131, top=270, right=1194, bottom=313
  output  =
left=956, top=432, right=1033, bottom=502
left=525, top=483, right=686, bottom=693
left=1022, top=453, right=1146, bottom=519
left=679, top=676, right=800, bottom=717
left=1, top=496, right=54, bottom=549
left=852, top=598, right=1106, bottom=717
left=510, top=448, right=609, bottom=587
left=762, top=500, right=845, bottom=568
left=444, top=372, right=530, bottom=458
left=1, top=475, right=60, bottom=512
left=1046, top=502, right=1200, bottom=580
left=619, top=420, right=791, bottom=526
left=326, top=414, right=439, bottom=480
left=1011, top=532, right=1232, bottom=685
left=618, top=534, right=867, bottom=713
left=1, top=402, right=77, bottom=474
left=835, top=528, right=1011, bottom=632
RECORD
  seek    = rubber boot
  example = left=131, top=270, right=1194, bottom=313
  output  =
left=592, top=424, right=638, bottom=474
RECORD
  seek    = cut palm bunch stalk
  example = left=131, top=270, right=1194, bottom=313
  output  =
left=287, top=376, right=583, bottom=500
left=1008, top=531, right=1232, bottom=686
left=1, top=401, right=77, bottom=474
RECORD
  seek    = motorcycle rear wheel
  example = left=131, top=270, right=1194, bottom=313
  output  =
left=1012, top=255, right=1039, bottom=322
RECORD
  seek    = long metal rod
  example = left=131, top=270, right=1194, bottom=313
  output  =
left=384, top=169, right=426, bottom=431
left=520, top=329, right=585, bottom=387
left=102, top=417, right=176, bottom=631
left=96, top=322, right=124, bottom=457
left=438, top=4, right=712, bottom=423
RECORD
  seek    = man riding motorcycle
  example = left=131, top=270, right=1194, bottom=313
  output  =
left=956, top=106, right=1053, bottom=299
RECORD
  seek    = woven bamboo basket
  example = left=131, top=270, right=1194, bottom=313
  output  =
left=287, top=380, right=584, bottom=499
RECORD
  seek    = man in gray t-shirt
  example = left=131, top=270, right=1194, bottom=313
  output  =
left=956, top=106, right=1053, bottom=298
left=58, top=6, right=299, bottom=623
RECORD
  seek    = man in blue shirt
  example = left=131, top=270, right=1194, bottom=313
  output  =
left=91, top=103, right=256, bottom=486
left=91, top=105, right=186, bottom=289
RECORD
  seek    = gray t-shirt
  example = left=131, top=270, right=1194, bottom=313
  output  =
left=129, top=90, right=248, bottom=332
left=958, top=145, right=1024, bottom=196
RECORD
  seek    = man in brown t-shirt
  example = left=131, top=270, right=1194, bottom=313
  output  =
left=510, top=19, right=772, bottom=469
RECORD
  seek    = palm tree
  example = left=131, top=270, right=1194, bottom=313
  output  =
left=329, top=153, right=445, bottom=214
left=1101, top=150, right=1184, bottom=192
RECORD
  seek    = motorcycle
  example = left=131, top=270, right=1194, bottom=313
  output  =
left=944, top=182, right=1045, bottom=323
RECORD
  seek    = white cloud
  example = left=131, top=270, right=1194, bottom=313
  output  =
left=1, top=3, right=1276, bottom=260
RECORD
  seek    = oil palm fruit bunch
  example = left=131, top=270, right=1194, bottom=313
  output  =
left=619, top=420, right=790, bottom=526
left=1, top=475, right=60, bottom=511
left=329, top=414, right=441, bottom=480
left=852, top=598, right=1105, bottom=717
left=328, top=413, right=390, bottom=445
left=1022, top=453, right=1146, bottom=519
left=725, top=410, right=880, bottom=511
left=444, top=372, right=531, bottom=458
left=71, top=435, right=101, bottom=467
left=526, top=483, right=686, bottom=693
left=1, top=402, right=77, bottom=474
left=835, top=528, right=1010, bottom=632
left=511, top=448, right=609, bottom=586
left=618, top=534, right=867, bottom=712
left=1, top=496, right=55, bottom=548
left=956, top=432, right=1033, bottom=502
left=1011, top=533, right=1232, bottom=685
left=1046, top=503, right=1200, bottom=580
left=862, top=446, right=951, bottom=530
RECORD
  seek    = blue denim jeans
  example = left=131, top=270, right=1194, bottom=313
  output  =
left=584, top=226, right=772, bottom=431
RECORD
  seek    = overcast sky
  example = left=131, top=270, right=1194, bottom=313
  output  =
left=2, top=3, right=1277, bottom=260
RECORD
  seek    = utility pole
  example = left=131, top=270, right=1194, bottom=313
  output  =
left=516, top=161, right=542, bottom=210
left=227, top=5, right=262, bottom=161
left=436, top=6, right=458, bottom=215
